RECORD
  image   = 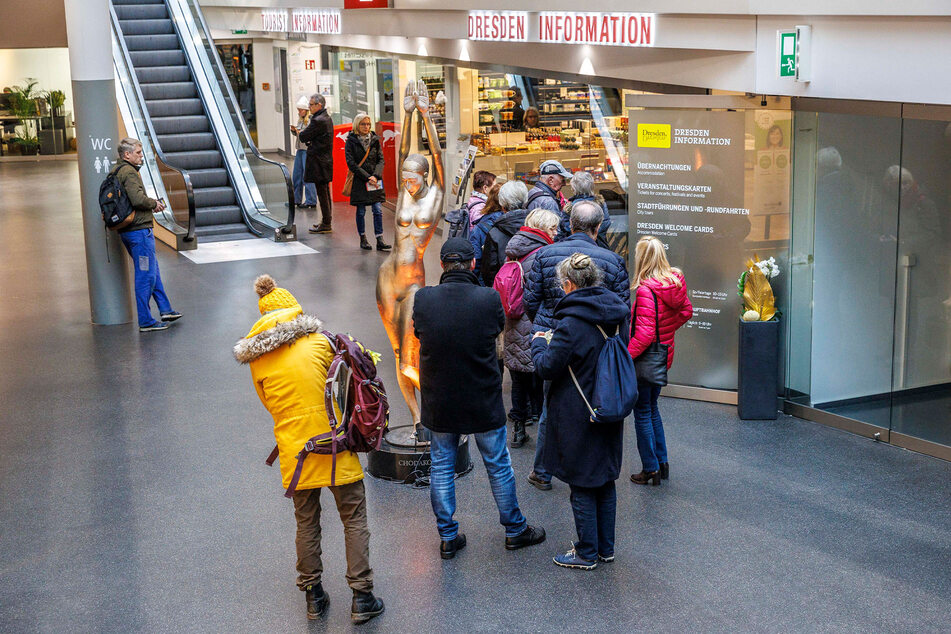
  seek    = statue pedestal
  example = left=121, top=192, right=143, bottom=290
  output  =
left=367, top=425, right=472, bottom=485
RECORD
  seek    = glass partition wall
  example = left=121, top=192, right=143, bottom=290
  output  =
left=788, top=108, right=951, bottom=454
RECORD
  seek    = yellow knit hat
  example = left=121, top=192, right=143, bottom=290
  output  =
left=254, top=274, right=299, bottom=314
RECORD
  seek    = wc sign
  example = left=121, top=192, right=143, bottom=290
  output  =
left=89, top=136, right=114, bottom=174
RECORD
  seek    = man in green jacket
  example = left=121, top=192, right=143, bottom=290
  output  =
left=113, top=138, right=181, bottom=332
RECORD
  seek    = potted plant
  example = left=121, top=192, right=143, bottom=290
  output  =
left=736, top=255, right=781, bottom=420
left=8, top=79, right=41, bottom=156
left=39, top=89, right=66, bottom=154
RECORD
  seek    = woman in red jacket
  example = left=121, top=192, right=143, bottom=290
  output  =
left=627, top=236, right=693, bottom=486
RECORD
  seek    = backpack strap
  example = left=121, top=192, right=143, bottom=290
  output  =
left=568, top=366, right=597, bottom=421
left=265, top=444, right=279, bottom=466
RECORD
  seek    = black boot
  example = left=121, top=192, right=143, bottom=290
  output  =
left=659, top=462, right=669, bottom=480
left=359, top=234, right=372, bottom=250
left=376, top=236, right=392, bottom=251
left=304, top=583, right=329, bottom=620
left=351, top=590, right=385, bottom=624
left=510, top=418, right=527, bottom=448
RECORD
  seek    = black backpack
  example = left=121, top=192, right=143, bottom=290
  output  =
left=99, top=168, right=134, bottom=229
left=480, top=210, right=529, bottom=286
left=445, top=202, right=471, bottom=239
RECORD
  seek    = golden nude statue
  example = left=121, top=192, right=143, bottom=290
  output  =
left=376, top=79, right=445, bottom=433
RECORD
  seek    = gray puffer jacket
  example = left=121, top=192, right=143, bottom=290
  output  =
left=502, top=229, right=551, bottom=372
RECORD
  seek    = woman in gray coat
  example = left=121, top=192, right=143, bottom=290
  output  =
left=501, top=208, right=559, bottom=447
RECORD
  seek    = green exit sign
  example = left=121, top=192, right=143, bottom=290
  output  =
left=232, top=29, right=248, bottom=35
left=779, top=31, right=796, bottom=77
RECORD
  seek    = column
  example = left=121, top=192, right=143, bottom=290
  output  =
left=65, top=0, right=134, bottom=325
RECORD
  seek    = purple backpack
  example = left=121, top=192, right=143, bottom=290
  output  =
left=266, top=331, right=389, bottom=496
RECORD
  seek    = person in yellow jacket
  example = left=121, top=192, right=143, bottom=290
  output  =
left=233, top=274, right=384, bottom=624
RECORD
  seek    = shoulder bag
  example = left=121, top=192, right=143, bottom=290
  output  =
left=341, top=140, right=372, bottom=197
left=633, top=288, right=669, bottom=386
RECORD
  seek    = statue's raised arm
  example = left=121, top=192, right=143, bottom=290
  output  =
left=414, top=80, right=445, bottom=192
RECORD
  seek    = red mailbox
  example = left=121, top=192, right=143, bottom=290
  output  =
left=331, top=123, right=352, bottom=203
left=377, top=120, right=399, bottom=200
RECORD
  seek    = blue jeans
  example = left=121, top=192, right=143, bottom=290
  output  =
left=292, top=150, right=317, bottom=205
left=119, top=228, right=172, bottom=327
left=634, top=382, right=667, bottom=472
left=532, top=380, right=552, bottom=482
left=355, top=202, right=383, bottom=237
left=569, top=481, right=617, bottom=561
left=429, top=426, right=527, bottom=540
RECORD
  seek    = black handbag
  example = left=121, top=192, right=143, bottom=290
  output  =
left=633, top=288, right=669, bottom=386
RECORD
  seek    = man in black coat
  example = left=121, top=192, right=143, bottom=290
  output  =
left=412, top=238, right=546, bottom=560
left=299, top=94, right=334, bottom=233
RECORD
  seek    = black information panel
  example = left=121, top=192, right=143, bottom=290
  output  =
left=629, top=110, right=751, bottom=390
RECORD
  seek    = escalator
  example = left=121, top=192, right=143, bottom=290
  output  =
left=110, top=0, right=296, bottom=246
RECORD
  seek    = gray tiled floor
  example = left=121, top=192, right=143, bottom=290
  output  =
left=1, top=161, right=950, bottom=632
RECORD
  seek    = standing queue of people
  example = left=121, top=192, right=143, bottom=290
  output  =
left=232, top=156, right=692, bottom=622
left=470, top=160, right=694, bottom=569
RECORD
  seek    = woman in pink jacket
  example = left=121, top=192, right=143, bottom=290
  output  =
left=627, top=236, right=693, bottom=486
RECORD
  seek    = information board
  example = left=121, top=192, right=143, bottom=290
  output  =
left=629, top=110, right=751, bottom=390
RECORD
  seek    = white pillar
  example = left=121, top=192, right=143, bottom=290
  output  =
left=65, top=0, right=134, bottom=325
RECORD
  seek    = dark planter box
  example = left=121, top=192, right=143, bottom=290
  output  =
left=737, top=318, right=780, bottom=420
left=39, top=129, right=65, bottom=155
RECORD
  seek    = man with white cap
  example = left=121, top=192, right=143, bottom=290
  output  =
left=526, top=160, right=572, bottom=214
left=290, top=96, right=318, bottom=209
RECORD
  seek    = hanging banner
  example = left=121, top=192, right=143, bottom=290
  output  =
left=629, top=110, right=751, bottom=390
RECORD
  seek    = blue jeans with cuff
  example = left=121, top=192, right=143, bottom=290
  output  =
left=569, top=480, right=617, bottom=561
left=355, top=202, right=383, bottom=237
left=119, top=227, right=172, bottom=327
left=429, top=425, right=527, bottom=541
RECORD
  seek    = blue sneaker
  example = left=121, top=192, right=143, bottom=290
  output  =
left=160, top=311, right=182, bottom=322
left=553, top=545, right=597, bottom=570
left=139, top=321, right=170, bottom=332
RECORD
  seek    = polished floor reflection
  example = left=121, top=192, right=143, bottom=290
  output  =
left=1, top=161, right=950, bottom=631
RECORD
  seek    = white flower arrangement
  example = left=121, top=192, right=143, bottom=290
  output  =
left=753, top=257, right=780, bottom=279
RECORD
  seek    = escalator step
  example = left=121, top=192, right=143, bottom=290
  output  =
left=152, top=115, right=209, bottom=135
left=145, top=98, right=203, bottom=117
left=187, top=168, right=230, bottom=189
left=122, top=34, right=179, bottom=51
left=162, top=150, right=223, bottom=170
left=118, top=19, right=174, bottom=36
left=157, top=132, right=216, bottom=153
left=196, top=206, right=243, bottom=226
left=113, top=4, right=167, bottom=20
left=194, top=223, right=254, bottom=240
left=194, top=186, right=237, bottom=208
left=140, top=82, right=198, bottom=101
left=130, top=50, right=185, bottom=67
left=113, top=0, right=166, bottom=5
left=136, top=65, right=191, bottom=84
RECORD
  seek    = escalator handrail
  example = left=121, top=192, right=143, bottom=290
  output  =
left=185, top=0, right=296, bottom=234
left=110, top=5, right=197, bottom=243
